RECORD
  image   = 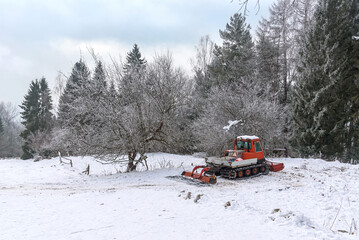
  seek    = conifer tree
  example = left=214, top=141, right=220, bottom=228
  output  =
left=121, top=44, right=147, bottom=106
left=193, top=13, right=286, bottom=155
left=58, top=59, right=90, bottom=126
left=79, top=61, right=107, bottom=128
left=255, top=28, right=280, bottom=98
left=39, top=78, right=54, bottom=132
left=20, top=80, right=40, bottom=159
left=292, top=0, right=356, bottom=159
left=92, top=61, right=107, bottom=92
left=123, top=44, right=147, bottom=74
left=209, top=13, right=255, bottom=87
left=108, top=80, right=118, bottom=100
left=20, top=78, right=54, bottom=159
left=344, top=0, right=359, bottom=160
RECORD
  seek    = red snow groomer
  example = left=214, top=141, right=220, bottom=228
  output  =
left=182, top=136, right=284, bottom=184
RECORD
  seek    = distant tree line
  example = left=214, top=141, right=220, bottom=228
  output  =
left=10, top=0, right=359, bottom=168
left=0, top=103, right=22, bottom=158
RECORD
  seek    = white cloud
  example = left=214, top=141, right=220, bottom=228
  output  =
left=0, top=0, right=275, bottom=107
left=49, top=38, right=195, bottom=73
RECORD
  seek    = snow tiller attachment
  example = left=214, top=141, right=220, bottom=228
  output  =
left=266, top=160, right=285, bottom=172
left=181, top=136, right=284, bottom=184
left=181, top=166, right=217, bottom=184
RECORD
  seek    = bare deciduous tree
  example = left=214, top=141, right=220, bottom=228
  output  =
left=0, top=102, right=23, bottom=158
left=54, top=53, right=191, bottom=172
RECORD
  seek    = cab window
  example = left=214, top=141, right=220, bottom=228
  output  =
left=254, top=141, right=262, bottom=152
left=237, top=141, right=251, bottom=150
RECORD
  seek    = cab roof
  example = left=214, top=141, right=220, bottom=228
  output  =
left=237, top=135, right=259, bottom=140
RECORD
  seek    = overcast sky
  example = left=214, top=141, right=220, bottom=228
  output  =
left=0, top=0, right=275, bottom=109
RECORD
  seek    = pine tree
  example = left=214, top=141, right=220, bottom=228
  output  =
left=344, top=0, right=359, bottom=160
left=257, top=0, right=298, bottom=105
left=292, top=0, right=356, bottom=159
left=92, top=61, right=107, bottom=92
left=123, top=44, right=147, bottom=74
left=20, top=78, right=54, bottom=159
left=255, top=26, right=280, bottom=98
left=79, top=61, right=107, bottom=129
left=58, top=59, right=90, bottom=126
left=39, top=78, right=54, bottom=132
left=209, top=13, right=256, bottom=87
left=121, top=44, right=147, bottom=106
left=108, top=80, right=118, bottom=100
left=20, top=80, right=40, bottom=159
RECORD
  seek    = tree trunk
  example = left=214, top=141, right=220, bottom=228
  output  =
left=126, top=152, right=137, bottom=172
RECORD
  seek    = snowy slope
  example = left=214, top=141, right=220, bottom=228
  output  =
left=1, top=153, right=358, bottom=240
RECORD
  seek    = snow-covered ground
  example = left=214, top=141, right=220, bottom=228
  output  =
left=1, top=153, right=358, bottom=239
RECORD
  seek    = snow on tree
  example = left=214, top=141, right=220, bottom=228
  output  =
left=293, top=0, right=318, bottom=34
left=123, top=44, right=147, bottom=73
left=59, top=48, right=191, bottom=171
left=58, top=59, right=91, bottom=127
left=193, top=35, right=214, bottom=99
left=0, top=103, right=22, bottom=158
left=292, top=0, right=358, bottom=160
left=0, top=116, right=3, bottom=134
left=344, top=0, right=359, bottom=160
left=209, top=13, right=256, bottom=88
left=55, top=59, right=92, bottom=155
left=255, top=25, right=281, bottom=99
left=193, top=84, right=285, bottom=155
left=256, top=0, right=299, bottom=105
left=191, top=13, right=286, bottom=156
left=92, top=61, right=107, bottom=95
left=254, top=0, right=320, bottom=155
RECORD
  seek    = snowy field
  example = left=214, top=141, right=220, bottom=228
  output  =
left=1, top=153, right=359, bottom=240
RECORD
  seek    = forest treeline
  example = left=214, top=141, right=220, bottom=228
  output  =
left=1, top=0, right=358, bottom=170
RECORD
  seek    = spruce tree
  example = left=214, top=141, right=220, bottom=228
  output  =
left=92, top=61, right=107, bottom=92
left=79, top=61, right=107, bottom=127
left=345, top=0, right=359, bottom=160
left=20, top=80, right=40, bottom=159
left=108, top=80, right=118, bottom=100
left=58, top=59, right=90, bottom=126
left=292, top=0, right=356, bottom=159
left=121, top=44, right=147, bottom=105
left=123, top=44, right=147, bottom=74
left=39, top=78, right=54, bottom=132
left=20, top=78, right=54, bottom=159
left=208, top=13, right=255, bottom=87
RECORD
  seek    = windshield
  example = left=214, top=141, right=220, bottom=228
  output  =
left=236, top=140, right=251, bottom=150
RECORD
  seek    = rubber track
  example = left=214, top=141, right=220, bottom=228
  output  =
left=210, top=163, right=269, bottom=180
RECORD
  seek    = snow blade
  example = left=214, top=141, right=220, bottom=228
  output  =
left=266, top=161, right=284, bottom=172
left=181, top=166, right=217, bottom=184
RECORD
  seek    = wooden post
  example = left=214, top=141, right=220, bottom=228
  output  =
left=82, top=164, right=90, bottom=175
left=58, top=151, right=62, bottom=164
